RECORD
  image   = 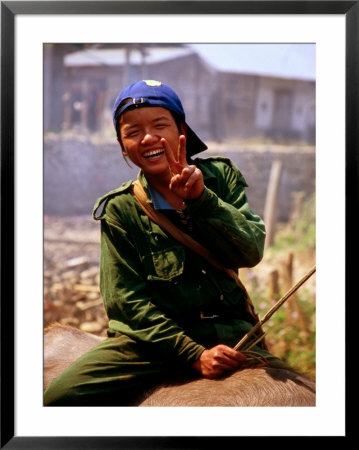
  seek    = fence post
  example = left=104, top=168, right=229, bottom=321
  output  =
left=264, top=160, right=283, bottom=247
left=268, top=269, right=280, bottom=303
left=282, top=252, right=310, bottom=339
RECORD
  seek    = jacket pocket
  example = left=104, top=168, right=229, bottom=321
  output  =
left=149, top=245, right=185, bottom=280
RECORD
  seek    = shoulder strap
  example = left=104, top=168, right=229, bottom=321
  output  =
left=132, top=180, right=267, bottom=348
left=132, top=180, right=231, bottom=276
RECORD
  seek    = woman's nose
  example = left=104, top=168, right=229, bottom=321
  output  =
left=141, top=133, right=157, bottom=145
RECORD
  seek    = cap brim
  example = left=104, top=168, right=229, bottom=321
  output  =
left=185, top=124, right=208, bottom=157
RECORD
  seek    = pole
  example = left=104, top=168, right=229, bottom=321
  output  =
left=233, top=265, right=316, bottom=351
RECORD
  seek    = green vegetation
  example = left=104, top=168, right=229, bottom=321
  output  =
left=271, top=193, right=316, bottom=252
left=240, top=193, right=316, bottom=379
left=256, top=287, right=316, bottom=379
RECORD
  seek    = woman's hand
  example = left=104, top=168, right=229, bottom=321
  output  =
left=191, top=345, right=247, bottom=379
left=161, top=135, right=204, bottom=200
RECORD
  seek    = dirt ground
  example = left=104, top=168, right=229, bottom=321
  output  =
left=44, top=215, right=108, bottom=336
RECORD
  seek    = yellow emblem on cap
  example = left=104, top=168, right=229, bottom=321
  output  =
left=144, top=80, right=162, bottom=87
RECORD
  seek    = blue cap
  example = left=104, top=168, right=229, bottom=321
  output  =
left=112, top=80, right=207, bottom=156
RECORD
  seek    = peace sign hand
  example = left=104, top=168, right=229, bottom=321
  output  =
left=161, top=135, right=204, bottom=200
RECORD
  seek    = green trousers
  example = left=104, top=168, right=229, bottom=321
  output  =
left=44, top=330, right=286, bottom=407
left=44, top=333, right=196, bottom=407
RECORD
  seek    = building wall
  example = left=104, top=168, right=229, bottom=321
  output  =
left=216, top=72, right=259, bottom=139
left=44, top=138, right=315, bottom=222
left=60, top=53, right=315, bottom=143
left=254, top=77, right=315, bottom=141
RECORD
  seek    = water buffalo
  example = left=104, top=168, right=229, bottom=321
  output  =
left=44, top=323, right=315, bottom=406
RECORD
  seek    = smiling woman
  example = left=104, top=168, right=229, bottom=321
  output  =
left=119, top=107, right=185, bottom=184
left=44, top=80, right=296, bottom=407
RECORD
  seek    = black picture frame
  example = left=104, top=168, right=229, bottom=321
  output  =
left=1, top=1, right=355, bottom=448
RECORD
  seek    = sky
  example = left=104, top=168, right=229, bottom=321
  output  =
left=189, top=43, right=316, bottom=80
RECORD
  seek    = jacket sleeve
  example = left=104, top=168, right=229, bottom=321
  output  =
left=186, top=159, right=266, bottom=269
left=99, top=205, right=205, bottom=365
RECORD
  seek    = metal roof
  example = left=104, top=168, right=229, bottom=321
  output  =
left=64, top=46, right=194, bottom=67
left=64, top=43, right=315, bottom=81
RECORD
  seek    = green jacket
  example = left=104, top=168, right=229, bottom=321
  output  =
left=93, top=157, right=266, bottom=366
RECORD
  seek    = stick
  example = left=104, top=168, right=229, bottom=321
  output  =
left=233, top=265, right=316, bottom=351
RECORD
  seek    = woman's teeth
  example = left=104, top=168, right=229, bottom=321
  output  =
left=143, top=150, right=164, bottom=159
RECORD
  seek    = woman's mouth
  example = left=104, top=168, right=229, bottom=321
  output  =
left=143, top=149, right=165, bottom=159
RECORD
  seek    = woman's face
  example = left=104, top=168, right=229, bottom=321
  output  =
left=119, top=106, right=185, bottom=178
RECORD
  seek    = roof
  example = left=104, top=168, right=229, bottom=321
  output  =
left=64, top=43, right=315, bottom=81
left=64, top=46, right=194, bottom=67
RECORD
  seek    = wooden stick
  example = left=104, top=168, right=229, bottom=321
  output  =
left=241, top=331, right=267, bottom=351
left=233, top=265, right=316, bottom=351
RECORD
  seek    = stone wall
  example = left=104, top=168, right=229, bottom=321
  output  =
left=44, top=137, right=315, bottom=221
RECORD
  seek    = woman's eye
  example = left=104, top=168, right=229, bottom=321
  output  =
left=125, top=130, right=139, bottom=138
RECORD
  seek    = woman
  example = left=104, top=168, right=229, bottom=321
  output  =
left=44, top=80, right=279, bottom=406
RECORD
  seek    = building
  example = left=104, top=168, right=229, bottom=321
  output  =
left=44, top=43, right=315, bottom=143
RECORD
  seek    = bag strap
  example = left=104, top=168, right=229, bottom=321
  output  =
left=132, top=180, right=267, bottom=349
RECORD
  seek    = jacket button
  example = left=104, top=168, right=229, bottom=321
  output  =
left=219, top=294, right=224, bottom=301
left=201, top=269, right=207, bottom=275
